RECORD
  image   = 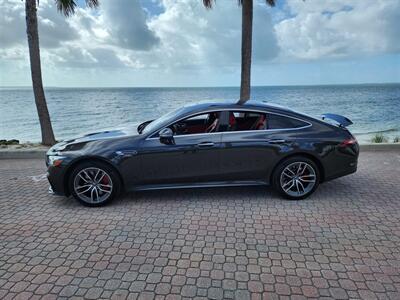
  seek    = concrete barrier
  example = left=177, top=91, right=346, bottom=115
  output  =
left=360, top=143, right=400, bottom=152
left=0, top=149, right=47, bottom=159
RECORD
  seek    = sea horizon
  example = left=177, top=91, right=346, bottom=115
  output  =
left=1, top=82, right=399, bottom=90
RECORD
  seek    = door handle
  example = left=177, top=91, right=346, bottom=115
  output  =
left=268, top=139, right=287, bottom=144
left=196, top=142, right=215, bottom=148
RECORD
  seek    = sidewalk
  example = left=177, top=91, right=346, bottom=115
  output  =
left=0, top=151, right=399, bottom=299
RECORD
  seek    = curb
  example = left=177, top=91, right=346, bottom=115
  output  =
left=0, top=150, right=47, bottom=159
left=360, top=143, right=400, bottom=152
left=1, top=143, right=399, bottom=159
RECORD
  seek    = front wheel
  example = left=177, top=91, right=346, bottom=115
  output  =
left=273, top=156, right=320, bottom=200
left=69, top=161, right=121, bottom=207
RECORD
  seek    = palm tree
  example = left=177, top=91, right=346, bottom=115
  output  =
left=25, top=0, right=99, bottom=145
left=203, top=0, right=276, bottom=104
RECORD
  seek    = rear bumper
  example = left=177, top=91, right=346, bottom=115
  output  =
left=324, top=163, right=357, bottom=182
left=321, top=140, right=359, bottom=183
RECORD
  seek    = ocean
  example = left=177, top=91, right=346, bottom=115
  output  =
left=1, top=84, right=399, bottom=144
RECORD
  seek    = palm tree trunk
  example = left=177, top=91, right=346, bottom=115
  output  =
left=25, top=0, right=56, bottom=145
left=238, top=0, right=253, bottom=104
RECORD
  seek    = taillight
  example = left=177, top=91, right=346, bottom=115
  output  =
left=339, top=138, right=357, bottom=147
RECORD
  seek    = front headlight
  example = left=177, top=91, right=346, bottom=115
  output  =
left=56, top=144, right=67, bottom=151
left=47, top=155, right=66, bottom=167
left=52, top=142, right=68, bottom=152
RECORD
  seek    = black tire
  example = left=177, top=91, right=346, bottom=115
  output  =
left=68, top=160, right=121, bottom=207
left=273, top=156, right=320, bottom=200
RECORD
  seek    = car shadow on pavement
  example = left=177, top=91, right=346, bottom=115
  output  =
left=116, top=175, right=362, bottom=206
left=121, top=186, right=274, bottom=205
left=51, top=175, right=361, bottom=209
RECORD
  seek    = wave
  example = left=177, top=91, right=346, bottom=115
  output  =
left=353, top=128, right=399, bottom=135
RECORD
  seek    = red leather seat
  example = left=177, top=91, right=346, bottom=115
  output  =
left=229, top=113, right=237, bottom=130
left=254, top=115, right=266, bottom=130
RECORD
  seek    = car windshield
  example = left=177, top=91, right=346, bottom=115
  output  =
left=141, top=107, right=185, bottom=135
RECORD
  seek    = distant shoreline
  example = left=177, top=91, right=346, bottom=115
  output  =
left=1, top=82, right=400, bottom=90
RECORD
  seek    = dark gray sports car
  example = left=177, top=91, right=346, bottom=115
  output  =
left=46, top=101, right=359, bottom=206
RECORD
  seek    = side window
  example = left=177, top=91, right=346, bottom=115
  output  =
left=268, top=114, right=308, bottom=129
left=169, top=111, right=222, bottom=135
left=224, top=111, right=267, bottom=131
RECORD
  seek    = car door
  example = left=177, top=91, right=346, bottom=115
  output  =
left=219, top=110, right=287, bottom=182
left=136, top=111, right=225, bottom=185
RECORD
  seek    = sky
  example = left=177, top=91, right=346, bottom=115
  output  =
left=0, top=0, right=399, bottom=87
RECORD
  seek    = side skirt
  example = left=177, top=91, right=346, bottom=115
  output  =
left=130, top=180, right=269, bottom=192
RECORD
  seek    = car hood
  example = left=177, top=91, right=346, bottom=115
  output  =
left=49, top=126, right=139, bottom=153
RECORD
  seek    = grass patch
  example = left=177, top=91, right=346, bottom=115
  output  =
left=0, top=139, right=20, bottom=146
left=370, top=134, right=388, bottom=143
left=0, top=140, right=44, bottom=149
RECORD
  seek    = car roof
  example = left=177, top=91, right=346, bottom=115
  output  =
left=182, top=100, right=294, bottom=114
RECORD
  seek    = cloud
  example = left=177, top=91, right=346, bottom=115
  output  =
left=0, top=0, right=28, bottom=48
left=44, top=0, right=279, bottom=71
left=100, top=0, right=160, bottom=51
left=146, top=0, right=278, bottom=69
left=37, top=1, right=80, bottom=48
left=0, top=0, right=79, bottom=49
left=53, top=47, right=126, bottom=68
left=0, top=0, right=398, bottom=87
left=275, top=0, right=400, bottom=60
left=0, top=0, right=164, bottom=71
left=0, top=0, right=279, bottom=71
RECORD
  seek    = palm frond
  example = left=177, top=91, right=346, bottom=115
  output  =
left=85, top=0, right=99, bottom=9
left=203, top=0, right=214, bottom=9
left=56, top=0, right=77, bottom=17
left=55, top=0, right=99, bottom=17
left=265, top=0, right=276, bottom=7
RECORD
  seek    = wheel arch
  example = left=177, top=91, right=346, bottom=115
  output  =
left=63, top=156, right=124, bottom=196
left=269, top=152, right=325, bottom=184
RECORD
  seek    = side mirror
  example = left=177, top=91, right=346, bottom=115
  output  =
left=137, top=120, right=153, bottom=134
left=159, top=128, right=175, bottom=145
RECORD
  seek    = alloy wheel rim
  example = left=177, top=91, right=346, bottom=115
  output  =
left=280, top=162, right=316, bottom=197
left=73, top=167, right=113, bottom=203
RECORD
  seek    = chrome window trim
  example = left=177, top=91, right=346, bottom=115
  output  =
left=145, top=108, right=312, bottom=141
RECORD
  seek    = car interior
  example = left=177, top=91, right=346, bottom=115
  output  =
left=229, top=111, right=267, bottom=131
left=170, top=111, right=267, bottom=135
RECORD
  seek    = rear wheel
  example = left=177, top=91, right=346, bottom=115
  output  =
left=69, top=161, right=121, bottom=207
left=273, top=156, right=320, bottom=200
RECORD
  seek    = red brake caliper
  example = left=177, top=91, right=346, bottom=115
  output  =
left=101, top=176, right=109, bottom=185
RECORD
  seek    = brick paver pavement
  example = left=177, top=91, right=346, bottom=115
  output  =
left=0, top=150, right=399, bottom=299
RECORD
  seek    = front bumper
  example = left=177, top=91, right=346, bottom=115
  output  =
left=47, top=167, right=66, bottom=196
left=46, top=145, right=77, bottom=196
left=47, top=165, right=69, bottom=196
left=46, top=148, right=73, bottom=196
